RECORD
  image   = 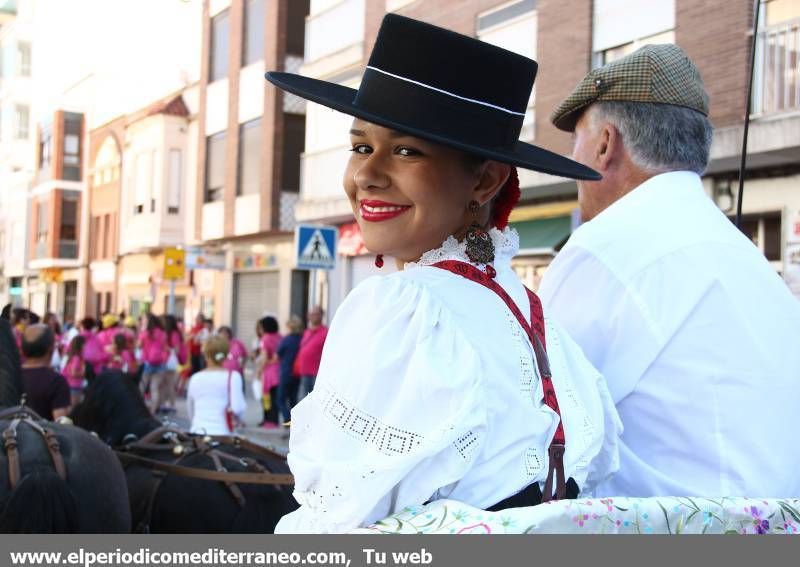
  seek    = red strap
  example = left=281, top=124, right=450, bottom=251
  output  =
left=433, top=260, right=568, bottom=500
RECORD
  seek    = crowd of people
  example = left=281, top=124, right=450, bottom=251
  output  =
left=0, top=303, right=329, bottom=436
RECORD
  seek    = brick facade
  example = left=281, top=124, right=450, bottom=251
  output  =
left=535, top=0, right=592, bottom=155
left=676, top=0, right=753, bottom=129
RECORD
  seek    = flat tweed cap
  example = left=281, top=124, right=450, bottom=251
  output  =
left=550, top=43, right=709, bottom=132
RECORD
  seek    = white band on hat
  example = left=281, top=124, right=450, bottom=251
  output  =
left=366, top=65, right=526, bottom=117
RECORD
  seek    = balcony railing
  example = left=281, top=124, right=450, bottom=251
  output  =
left=753, top=17, right=800, bottom=116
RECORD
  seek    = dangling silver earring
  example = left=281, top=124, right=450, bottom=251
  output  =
left=464, top=200, right=495, bottom=265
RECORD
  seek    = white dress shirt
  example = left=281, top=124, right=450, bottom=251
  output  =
left=539, top=171, right=800, bottom=498
left=276, top=227, right=621, bottom=533
left=187, top=368, right=246, bottom=436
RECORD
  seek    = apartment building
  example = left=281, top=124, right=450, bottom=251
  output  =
left=297, top=0, right=799, bottom=316
left=26, top=110, right=87, bottom=321
left=0, top=0, right=35, bottom=310
left=196, top=0, right=309, bottom=347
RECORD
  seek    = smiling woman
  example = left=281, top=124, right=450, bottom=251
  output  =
left=264, top=14, right=621, bottom=534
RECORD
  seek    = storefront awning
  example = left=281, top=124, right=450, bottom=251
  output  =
left=511, top=215, right=572, bottom=254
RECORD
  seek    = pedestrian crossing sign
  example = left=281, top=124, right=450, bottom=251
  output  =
left=295, top=224, right=337, bottom=270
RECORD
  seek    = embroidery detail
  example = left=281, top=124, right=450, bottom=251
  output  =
left=525, top=447, right=544, bottom=477
left=505, top=309, right=538, bottom=399
left=320, top=387, right=423, bottom=456
left=454, top=430, right=481, bottom=461
left=406, top=227, right=519, bottom=271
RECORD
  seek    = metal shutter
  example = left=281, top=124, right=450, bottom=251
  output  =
left=233, top=271, right=280, bottom=352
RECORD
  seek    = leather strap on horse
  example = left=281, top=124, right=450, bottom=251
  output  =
left=433, top=260, right=568, bottom=502
left=1, top=406, right=68, bottom=490
left=115, top=451, right=294, bottom=486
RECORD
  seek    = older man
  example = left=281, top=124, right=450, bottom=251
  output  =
left=538, top=44, right=800, bottom=498
left=20, top=323, right=71, bottom=420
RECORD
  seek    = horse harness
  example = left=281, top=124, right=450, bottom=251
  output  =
left=115, top=425, right=293, bottom=532
left=0, top=405, right=67, bottom=490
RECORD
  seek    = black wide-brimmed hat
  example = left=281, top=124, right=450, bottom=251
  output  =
left=266, top=14, right=599, bottom=180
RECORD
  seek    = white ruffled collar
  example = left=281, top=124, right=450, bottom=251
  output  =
left=405, top=227, right=519, bottom=271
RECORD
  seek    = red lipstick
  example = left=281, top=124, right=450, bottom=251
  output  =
left=359, top=200, right=411, bottom=222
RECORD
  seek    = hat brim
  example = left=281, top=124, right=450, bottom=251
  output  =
left=267, top=72, right=600, bottom=181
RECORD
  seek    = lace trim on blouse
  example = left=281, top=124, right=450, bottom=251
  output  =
left=405, top=227, right=520, bottom=271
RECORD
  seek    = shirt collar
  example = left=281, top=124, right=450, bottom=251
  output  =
left=405, top=226, right=520, bottom=271
left=581, top=170, right=703, bottom=227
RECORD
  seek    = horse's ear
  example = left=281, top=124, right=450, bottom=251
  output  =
left=0, top=318, right=23, bottom=408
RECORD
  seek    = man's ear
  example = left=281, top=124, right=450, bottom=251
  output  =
left=473, top=161, right=511, bottom=206
left=596, top=122, right=620, bottom=170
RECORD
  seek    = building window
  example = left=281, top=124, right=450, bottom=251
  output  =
left=17, top=41, right=31, bottom=77
left=592, top=0, right=675, bottom=67
left=133, top=152, right=151, bottom=214
left=210, top=9, right=230, bottom=82
left=753, top=0, right=800, bottom=115
left=732, top=212, right=782, bottom=262
left=594, top=29, right=676, bottom=67
left=168, top=149, right=182, bottom=214
left=59, top=193, right=79, bottom=259
left=14, top=104, right=29, bottom=139
left=477, top=0, right=537, bottom=141
left=281, top=114, right=305, bottom=192
left=63, top=112, right=83, bottom=181
left=243, top=0, right=265, bottom=65
left=39, top=125, right=52, bottom=176
left=150, top=149, right=157, bottom=213
left=237, top=119, right=261, bottom=196
left=205, top=131, right=226, bottom=202
left=36, top=201, right=48, bottom=258
left=93, top=136, right=121, bottom=187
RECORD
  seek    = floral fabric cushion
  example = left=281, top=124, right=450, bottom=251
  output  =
left=352, top=497, right=800, bottom=535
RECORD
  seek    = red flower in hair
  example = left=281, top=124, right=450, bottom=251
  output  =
left=491, top=166, right=520, bottom=230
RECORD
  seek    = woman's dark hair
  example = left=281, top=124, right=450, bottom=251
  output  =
left=259, top=316, right=279, bottom=334
left=12, top=308, right=29, bottom=325
left=80, top=317, right=96, bottom=331
left=68, top=335, right=86, bottom=358
left=146, top=313, right=163, bottom=334
left=113, top=333, right=127, bottom=352
left=44, top=312, right=62, bottom=335
left=217, top=326, right=233, bottom=339
left=163, top=314, right=181, bottom=339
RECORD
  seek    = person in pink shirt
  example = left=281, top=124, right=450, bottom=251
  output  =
left=63, top=334, right=86, bottom=408
left=106, top=333, right=138, bottom=374
left=161, top=314, right=187, bottom=413
left=257, top=316, right=282, bottom=428
left=79, top=317, right=105, bottom=378
left=138, top=313, right=169, bottom=414
left=218, top=326, right=247, bottom=376
left=95, top=313, right=122, bottom=370
left=296, top=305, right=328, bottom=400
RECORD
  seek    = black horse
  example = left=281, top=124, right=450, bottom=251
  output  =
left=70, top=370, right=298, bottom=532
left=0, top=319, right=131, bottom=533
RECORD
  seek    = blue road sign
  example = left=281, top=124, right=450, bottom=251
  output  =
left=296, top=224, right=337, bottom=270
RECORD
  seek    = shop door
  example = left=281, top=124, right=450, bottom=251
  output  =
left=62, top=281, right=78, bottom=325
left=233, top=272, right=280, bottom=353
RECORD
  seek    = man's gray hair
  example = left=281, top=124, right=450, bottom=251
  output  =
left=590, top=101, right=713, bottom=175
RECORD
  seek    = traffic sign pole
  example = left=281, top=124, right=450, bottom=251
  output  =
left=168, top=279, right=176, bottom=315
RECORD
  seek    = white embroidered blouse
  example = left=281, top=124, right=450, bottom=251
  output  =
left=275, top=228, right=621, bottom=534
